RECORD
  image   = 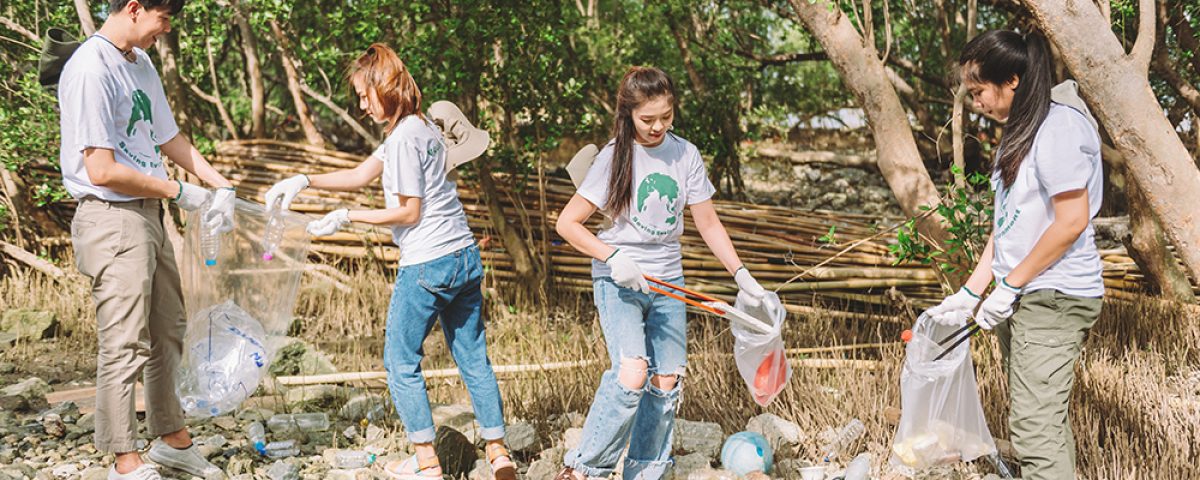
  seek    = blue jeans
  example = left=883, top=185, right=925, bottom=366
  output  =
left=564, top=276, right=687, bottom=480
left=383, top=245, right=505, bottom=444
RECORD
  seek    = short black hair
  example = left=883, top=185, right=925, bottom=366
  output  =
left=110, top=0, right=185, bottom=15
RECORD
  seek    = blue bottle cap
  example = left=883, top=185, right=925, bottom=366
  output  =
left=205, top=259, right=217, bottom=266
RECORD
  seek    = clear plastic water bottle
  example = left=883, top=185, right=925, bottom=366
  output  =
left=246, top=421, right=267, bottom=455
left=820, top=419, right=866, bottom=463
left=844, top=453, right=871, bottom=480
left=268, top=412, right=330, bottom=434
left=261, top=199, right=286, bottom=261
left=263, top=439, right=300, bottom=458
left=200, top=198, right=220, bottom=266
left=332, top=450, right=376, bottom=469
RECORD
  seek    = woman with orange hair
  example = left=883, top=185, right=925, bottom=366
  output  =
left=266, top=44, right=515, bottom=480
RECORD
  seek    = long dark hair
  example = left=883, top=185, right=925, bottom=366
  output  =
left=959, top=30, right=1053, bottom=189
left=605, top=66, right=676, bottom=218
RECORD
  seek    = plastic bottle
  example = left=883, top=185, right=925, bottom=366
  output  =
left=263, top=439, right=300, bottom=458
left=843, top=453, right=871, bottom=480
left=268, top=412, right=330, bottom=434
left=332, top=450, right=376, bottom=469
left=261, top=199, right=286, bottom=261
left=820, top=419, right=866, bottom=463
left=246, top=422, right=267, bottom=455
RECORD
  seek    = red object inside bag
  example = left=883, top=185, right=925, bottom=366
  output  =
left=753, top=349, right=788, bottom=403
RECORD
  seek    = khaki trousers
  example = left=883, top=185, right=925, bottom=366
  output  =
left=994, top=288, right=1102, bottom=480
left=71, top=198, right=187, bottom=453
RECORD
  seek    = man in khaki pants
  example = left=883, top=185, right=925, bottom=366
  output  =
left=57, top=1, right=236, bottom=478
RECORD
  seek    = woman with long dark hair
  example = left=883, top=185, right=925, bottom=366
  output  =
left=553, top=66, right=774, bottom=480
left=926, top=30, right=1104, bottom=479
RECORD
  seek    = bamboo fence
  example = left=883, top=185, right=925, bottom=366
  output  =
left=211, top=140, right=1188, bottom=315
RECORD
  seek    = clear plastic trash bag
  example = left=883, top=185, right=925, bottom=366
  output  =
left=731, top=292, right=790, bottom=407
left=890, top=313, right=997, bottom=474
left=177, top=199, right=312, bottom=417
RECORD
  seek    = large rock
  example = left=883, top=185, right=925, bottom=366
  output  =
left=339, top=394, right=389, bottom=422
left=673, top=420, right=724, bottom=459
left=0, top=377, right=50, bottom=412
left=283, top=384, right=341, bottom=408
left=746, top=413, right=804, bottom=454
left=0, top=332, right=17, bottom=353
left=525, top=447, right=565, bottom=480
left=431, top=403, right=479, bottom=443
left=0, top=309, right=57, bottom=341
left=671, top=452, right=713, bottom=479
left=504, top=421, right=539, bottom=453
left=267, top=337, right=338, bottom=377
left=435, top=426, right=478, bottom=479
left=562, top=428, right=584, bottom=452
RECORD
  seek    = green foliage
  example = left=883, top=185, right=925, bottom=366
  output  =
left=889, top=165, right=993, bottom=273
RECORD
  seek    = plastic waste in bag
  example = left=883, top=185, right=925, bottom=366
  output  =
left=176, top=300, right=269, bottom=418
left=890, top=313, right=997, bottom=474
left=731, top=292, right=790, bottom=406
left=260, top=199, right=287, bottom=261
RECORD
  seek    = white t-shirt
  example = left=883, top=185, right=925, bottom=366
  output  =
left=577, top=133, right=716, bottom=279
left=990, top=102, right=1105, bottom=297
left=58, top=35, right=179, bottom=201
left=371, top=115, right=474, bottom=266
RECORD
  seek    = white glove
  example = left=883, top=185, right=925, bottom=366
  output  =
left=605, top=249, right=649, bottom=293
left=173, top=181, right=211, bottom=211
left=203, top=188, right=236, bottom=234
left=306, top=209, right=350, bottom=237
left=265, top=174, right=310, bottom=211
left=976, top=279, right=1021, bottom=330
left=925, top=287, right=981, bottom=326
left=734, top=266, right=767, bottom=309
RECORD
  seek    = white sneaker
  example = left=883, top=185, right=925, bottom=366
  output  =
left=146, top=440, right=226, bottom=479
left=108, top=464, right=162, bottom=480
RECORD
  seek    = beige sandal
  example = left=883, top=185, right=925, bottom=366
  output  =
left=384, top=454, right=442, bottom=480
left=487, top=443, right=517, bottom=480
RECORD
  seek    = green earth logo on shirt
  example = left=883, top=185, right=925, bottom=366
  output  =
left=119, top=89, right=162, bottom=168
left=631, top=173, right=681, bottom=237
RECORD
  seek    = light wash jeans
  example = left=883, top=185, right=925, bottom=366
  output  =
left=384, top=245, right=505, bottom=443
left=564, top=276, right=687, bottom=480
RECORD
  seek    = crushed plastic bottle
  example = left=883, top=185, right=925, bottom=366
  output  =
left=176, top=301, right=268, bottom=418
left=821, top=419, right=866, bottom=463
left=260, top=199, right=286, bottom=261
left=263, top=439, right=300, bottom=458
left=332, top=450, right=376, bottom=469
left=844, top=452, right=871, bottom=480
left=266, top=459, right=299, bottom=480
left=200, top=199, right=220, bottom=267
left=268, top=412, right=330, bottom=434
left=246, top=421, right=267, bottom=455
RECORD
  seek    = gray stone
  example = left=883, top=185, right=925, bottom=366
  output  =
left=673, top=420, right=724, bottom=458
left=468, top=458, right=490, bottom=480
left=266, top=459, right=300, bottom=480
left=75, top=413, right=94, bottom=432
left=49, top=463, right=79, bottom=478
left=211, top=416, right=238, bottom=431
left=671, top=452, right=712, bottom=479
left=0, top=377, right=50, bottom=412
left=0, top=332, right=17, bottom=353
left=41, top=413, right=65, bottom=439
left=504, top=421, right=539, bottom=453
left=562, top=428, right=583, bottom=451
left=0, top=448, right=13, bottom=465
left=338, top=394, right=388, bottom=422
left=431, top=403, right=479, bottom=442
left=267, top=337, right=338, bottom=377
left=746, top=413, right=804, bottom=453
left=1, top=309, right=58, bottom=340
left=525, top=447, right=565, bottom=480
left=686, top=469, right=738, bottom=480
left=0, top=362, right=14, bottom=374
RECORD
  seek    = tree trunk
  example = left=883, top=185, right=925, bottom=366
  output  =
left=476, top=159, right=541, bottom=300
left=231, top=0, right=265, bottom=138
left=73, top=0, right=95, bottom=36
left=269, top=20, right=325, bottom=147
left=155, top=31, right=191, bottom=139
left=787, top=0, right=954, bottom=264
left=1125, top=177, right=1196, bottom=303
left=1025, top=0, right=1200, bottom=293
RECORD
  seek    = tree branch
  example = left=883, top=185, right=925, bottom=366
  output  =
left=736, top=49, right=828, bottom=67
left=0, top=16, right=38, bottom=42
left=73, top=0, right=96, bottom=37
left=1128, top=0, right=1155, bottom=74
left=298, top=82, right=380, bottom=145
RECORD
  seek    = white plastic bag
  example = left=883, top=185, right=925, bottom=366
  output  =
left=176, top=300, right=269, bottom=418
left=890, top=313, right=997, bottom=473
left=731, top=292, right=790, bottom=407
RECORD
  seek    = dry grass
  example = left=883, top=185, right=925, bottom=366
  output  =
left=3, top=259, right=1199, bottom=479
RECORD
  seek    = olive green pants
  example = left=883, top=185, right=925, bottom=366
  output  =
left=994, top=288, right=1102, bottom=480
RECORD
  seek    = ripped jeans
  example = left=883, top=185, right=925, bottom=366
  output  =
left=564, top=276, right=687, bottom=480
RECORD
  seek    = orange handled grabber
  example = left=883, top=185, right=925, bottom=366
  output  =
left=644, top=275, right=775, bottom=335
